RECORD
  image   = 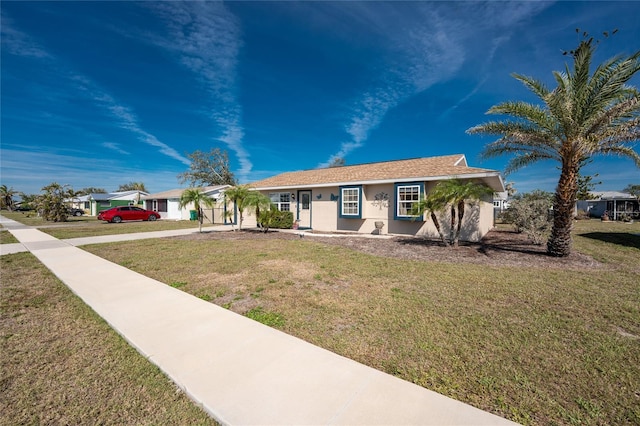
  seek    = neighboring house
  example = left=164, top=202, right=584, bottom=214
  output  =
left=493, top=191, right=510, bottom=214
left=141, top=185, right=230, bottom=222
left=576, top=191, right=640, bottom=220
left=68, top=194, right=91, bottom=213
left=246, top=154, right=504, bottom=242
left=88, top=191, right=149, bottom=216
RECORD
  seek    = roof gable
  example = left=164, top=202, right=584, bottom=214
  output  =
left=250, top=154, right=502, bottom=190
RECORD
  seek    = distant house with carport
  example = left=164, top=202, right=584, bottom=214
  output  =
left=142, top=185, right=230, bottom=222
left=577, top=191, right=640, bottom=220
left=246, top=154, right=504, bottom=242
left=88, top=191, right=149, bottom=216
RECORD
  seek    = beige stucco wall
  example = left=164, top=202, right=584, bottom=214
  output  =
left=256, top=182, right=494, bottom=241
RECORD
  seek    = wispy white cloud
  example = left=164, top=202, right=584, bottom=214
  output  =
left=438, top=35, right=509, bottom=120
left=148, top=1, right=252, bottom=181
left=102, top=142, right=130, bottom=155
left=1, top=12, right=190, bottom=167
left=317, top=2, right=551, bottom=166
left=0, top=12, right=51, bottom=59
left=1, top=148, right=180, bottom=194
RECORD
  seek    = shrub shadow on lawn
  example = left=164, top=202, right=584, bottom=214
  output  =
left=397, top=229, right=549, bottom=257
left=392, top=229, right=602, bottom=269
left=578, top=232, right=640, bottom=249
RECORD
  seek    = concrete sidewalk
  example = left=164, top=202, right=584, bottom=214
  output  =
left=1, top=215, right=518, bottom=425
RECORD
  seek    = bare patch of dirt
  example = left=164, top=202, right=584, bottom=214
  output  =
left=174, top=228, right=602, bottom=270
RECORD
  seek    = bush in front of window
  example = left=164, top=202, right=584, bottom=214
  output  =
left=269, top=210, right=294, bottom=229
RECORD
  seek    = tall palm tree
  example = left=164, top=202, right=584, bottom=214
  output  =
left=468, top=37, right=640, bottom=257
left=179, top=188, right=215, bottom=233
left=1, top=185, right=17, bottom=211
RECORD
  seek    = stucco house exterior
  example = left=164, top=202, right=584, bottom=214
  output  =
left=142, top=185, right=230, bottom=222
left=88, top=191, right=149, bottom=216
left=246, top=154, right=504, bottom=242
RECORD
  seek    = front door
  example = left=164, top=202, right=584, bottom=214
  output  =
left=297, top=190, right=311, bottom=229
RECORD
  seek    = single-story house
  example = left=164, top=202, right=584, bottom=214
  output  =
left=141, top=185, right=230, bottom=222
left=576, top=191, right=640, bottom=220
left=246, top=154, right=504, bottom=242
left=88, top=191, right=149, bottom=216
left=68, top=194, right=91, bottom=213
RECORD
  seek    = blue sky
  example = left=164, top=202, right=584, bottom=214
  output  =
left=2, top=1, right=639, bottom=196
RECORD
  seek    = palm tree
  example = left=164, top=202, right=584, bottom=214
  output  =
left=179, top=188, right=216, bottom=233
left=1, top=185, right=17, bottom=211
left=221, top=185, right=252, bottom=231
left=413, top=179, right=493, bottom=247
left=468, top=37, right=640, bottom=257
left=245, top=191, right=272, bottom=229
left=412, top=192, right=449, bottom=246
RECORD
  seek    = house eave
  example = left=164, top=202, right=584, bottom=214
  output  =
left=254, top=171, right=504, bottom=192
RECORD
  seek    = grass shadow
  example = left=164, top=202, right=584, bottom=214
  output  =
left=578, top=232, right=640, bottom=249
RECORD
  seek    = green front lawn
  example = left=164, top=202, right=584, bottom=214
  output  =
left=0, top=252, right=218, bottom=425
left=79, top=219, right=640, bottom=425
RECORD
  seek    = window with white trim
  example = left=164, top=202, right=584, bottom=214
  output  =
left=340, top=186, right=361, bottom=218
left=269, top=192, right=291, bottom=211
left=395, top=183, right=424, bottom=220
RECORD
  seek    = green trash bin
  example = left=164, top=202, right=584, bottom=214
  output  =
left=189, top=210, right=198, bottom=221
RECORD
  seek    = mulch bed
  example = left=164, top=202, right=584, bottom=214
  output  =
left=173, top=227, right=602, bottom=270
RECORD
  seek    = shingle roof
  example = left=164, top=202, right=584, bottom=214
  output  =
left=250, top=154, right=503, bottom=190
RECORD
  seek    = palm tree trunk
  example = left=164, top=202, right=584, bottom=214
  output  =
left=547, top=157, right=579, bottom=257
left=453, top=201, right=465, bottom=247
left=449, top=205, right=456, bottom=244
left=198, top=207, right=203, bottom=233
left=430, top=212, right=449, bottom=247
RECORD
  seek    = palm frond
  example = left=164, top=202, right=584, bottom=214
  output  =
left=503, top=152, right=557, bottom=175
left=585, top=96, right=640, bottom=136
left=593, top=145, right=640, bottom=167
left=512, top=73, right=550, bottom=99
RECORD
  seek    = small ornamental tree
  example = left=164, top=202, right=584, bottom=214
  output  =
left=1, top=185, right=17, bottom=211
left=36, top=183, right=74, bottom=222
left=502, top=191, right=554, bottom=245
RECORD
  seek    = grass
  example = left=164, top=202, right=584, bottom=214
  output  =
left=0, top=253, right=218, bottom=425
left=1, top=210, right=217, bottom=239
left=80, top=219, right=640, bottom=425
left=0, top=230, right=18, bottom=244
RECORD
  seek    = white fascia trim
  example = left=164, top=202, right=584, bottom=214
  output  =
left=453, top=154, right=467, bottom=166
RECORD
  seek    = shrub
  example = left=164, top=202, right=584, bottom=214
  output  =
left=575, top=210, right=590, bottom=220
left=502, top=191, right=553, bottom=245
left=268, top=210, right=294, bottom=229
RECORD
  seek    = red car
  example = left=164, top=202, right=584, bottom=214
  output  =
left=97, top=206, right=161, bottom=223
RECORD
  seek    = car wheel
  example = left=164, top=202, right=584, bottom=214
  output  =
left=148, top=214, right=157, bottom=221
left=112, top=216, right=122, bottom=223
left=74, top=211, right=82, bottom=216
